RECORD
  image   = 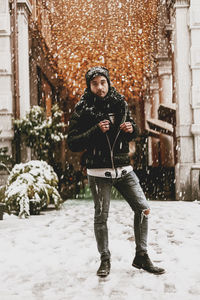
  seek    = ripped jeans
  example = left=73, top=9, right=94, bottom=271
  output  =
left=88, top=171, right=150, bottom=261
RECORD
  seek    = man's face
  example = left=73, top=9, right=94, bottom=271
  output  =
left=90, top=75, right=109, bottom=98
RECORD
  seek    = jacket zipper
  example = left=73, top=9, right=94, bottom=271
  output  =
left=105, top=102, right=128, bottom=171
left=106, top=130, right=121, bottom=170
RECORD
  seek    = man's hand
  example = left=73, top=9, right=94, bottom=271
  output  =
left=98, top=120, right=110, bottom=133
left=120, top=122, right=133, bottom=133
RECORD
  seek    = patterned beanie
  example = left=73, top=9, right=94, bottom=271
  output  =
left=85, top=66, right=111, bottom=89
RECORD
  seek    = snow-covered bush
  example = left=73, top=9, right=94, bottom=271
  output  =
left=4, top=160, right=62, bottom=218
left=14, top=104, right=66, bottom=162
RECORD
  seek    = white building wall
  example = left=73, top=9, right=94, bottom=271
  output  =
left=174, top=0, right=192, bottom=200
left=189, top=0, right=200, bottom=200
left=190, top=0, right=200, bottom=159
left=0, top=0, right=13, bottom=153
left=173, top=0, right=200, bottom=200
left=0, top=0, right=32, bottom=152
left=0, top=0, right=32, bottom=185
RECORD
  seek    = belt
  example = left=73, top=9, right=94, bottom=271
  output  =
left=87, top=166, right=133, bottom=178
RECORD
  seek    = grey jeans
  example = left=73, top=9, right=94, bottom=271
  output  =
left=88, top=171, right=150, bottom=261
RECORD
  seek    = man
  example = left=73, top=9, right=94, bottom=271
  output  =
left=67, top=66, right=165, bottom=277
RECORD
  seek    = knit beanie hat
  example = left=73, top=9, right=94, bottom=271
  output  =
left=85, top=66, right=111, bottom=89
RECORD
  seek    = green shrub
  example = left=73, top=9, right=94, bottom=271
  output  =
left=4, top=160, right=62, bottom=218
left=14, top=104, right=66, bottom=162
left=0, top=185, right=6, bottom=202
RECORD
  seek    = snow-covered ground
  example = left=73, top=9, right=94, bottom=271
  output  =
left=0, top=199, right=200, bottom=300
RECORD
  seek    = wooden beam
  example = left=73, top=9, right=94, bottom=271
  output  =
left=147, top=118, right=174, bottom=136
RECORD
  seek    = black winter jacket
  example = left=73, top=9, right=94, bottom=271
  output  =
left=67, top=87, right=139, bottom=169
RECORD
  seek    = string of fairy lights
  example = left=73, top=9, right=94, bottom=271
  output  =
left=35, top=0, right=160, bottom=103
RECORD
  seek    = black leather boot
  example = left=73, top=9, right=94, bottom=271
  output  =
left=132, top=253, right=165, bottom=275
left=97, top=259, right=111, bottom=277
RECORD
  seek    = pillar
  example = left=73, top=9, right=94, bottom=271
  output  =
left=17, top=0, right=32, bottom=162
left=158, top=59, right=174, bottom=167
left=149, top=81, right=160, bottom=167
left=17, top=0, right=32, bottom=118
left=174, top=0, right=192, bottom=200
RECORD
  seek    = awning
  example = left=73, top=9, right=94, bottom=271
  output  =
left=147, top=118, right=174, bottom=136
left=158, top=103, right=176, bottom=125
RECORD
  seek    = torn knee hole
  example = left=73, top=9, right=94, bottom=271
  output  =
left=143, top=208, right=150, bottom=216
left=140, top=209, right=150, bottom=224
